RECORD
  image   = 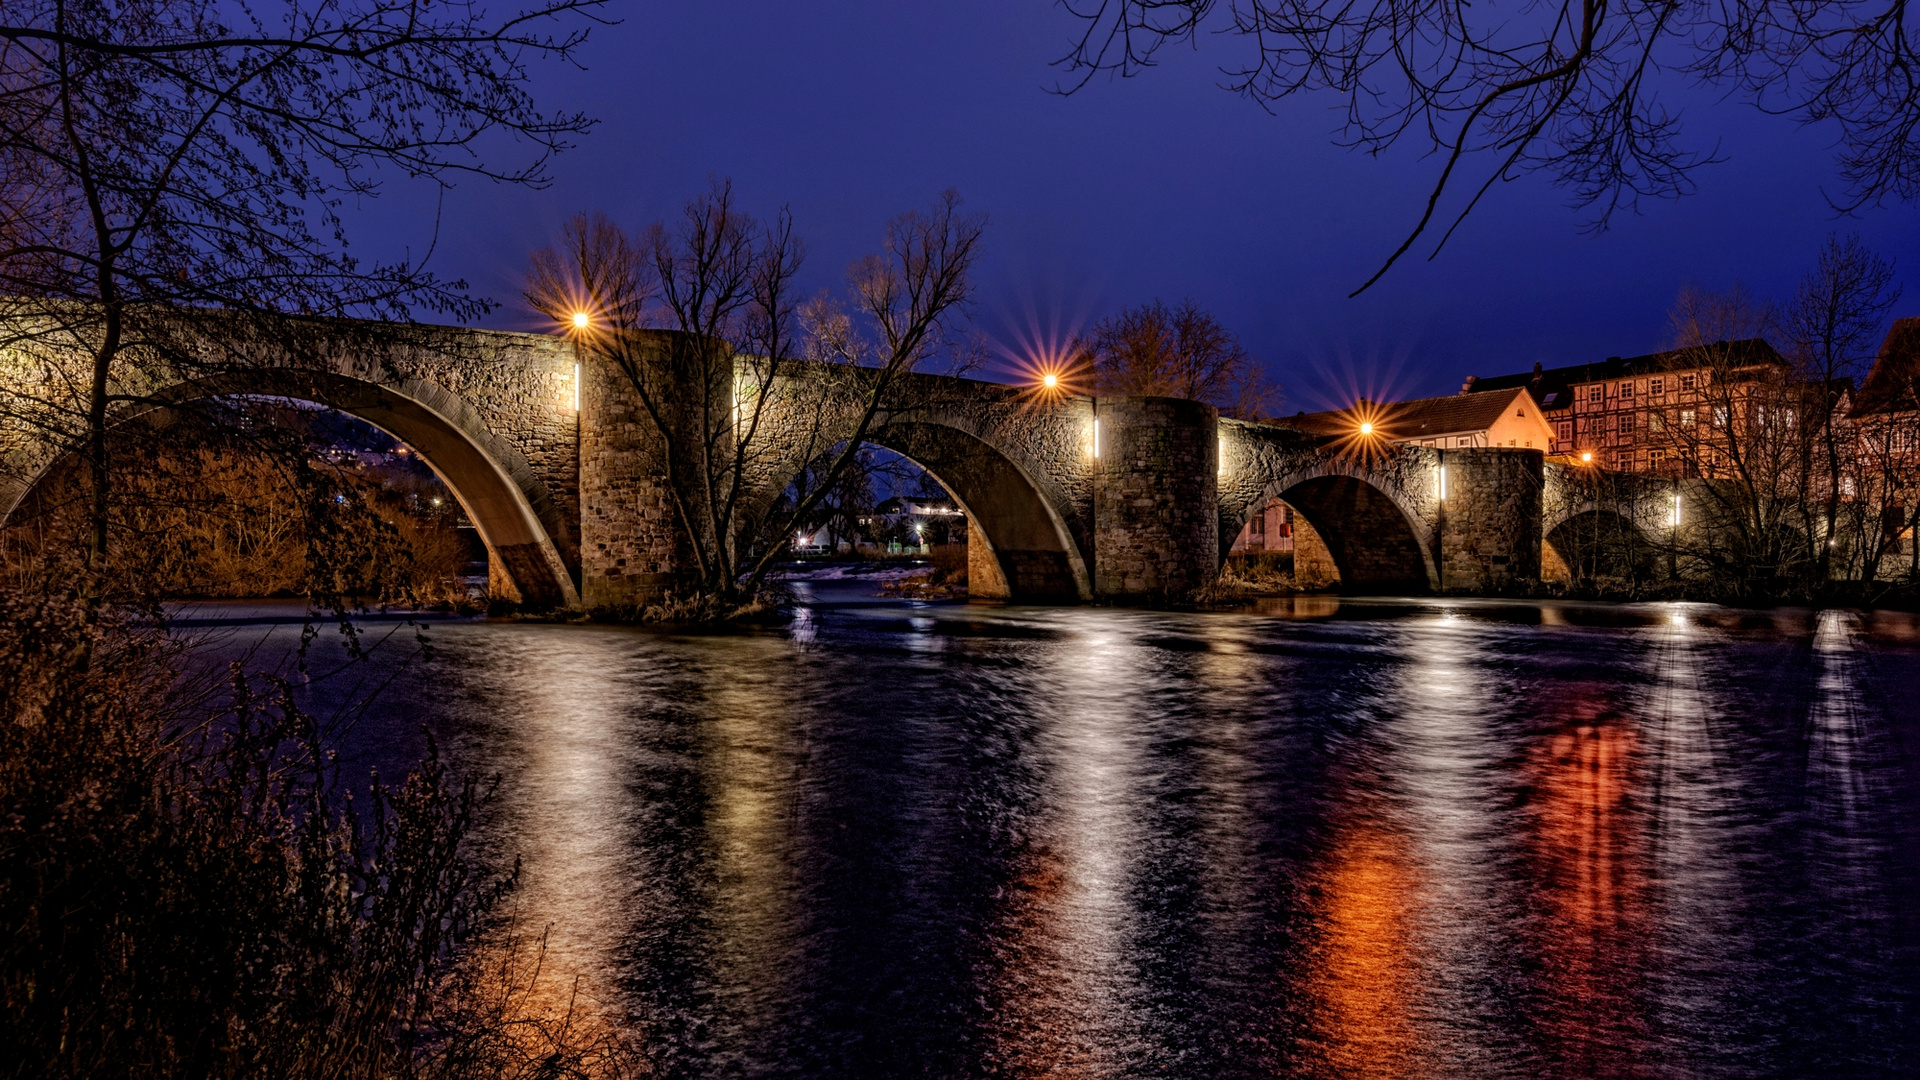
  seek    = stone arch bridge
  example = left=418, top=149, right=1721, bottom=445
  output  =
left=1, top=321, right=1668, bottom=606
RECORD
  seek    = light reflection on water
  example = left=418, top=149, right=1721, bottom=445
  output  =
left=197, top=598, right=1920, bottom=1078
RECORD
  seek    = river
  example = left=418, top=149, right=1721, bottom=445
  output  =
left=177, top=589, right=1920, bottom=1078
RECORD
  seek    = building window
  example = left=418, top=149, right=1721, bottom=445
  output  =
left=1650, top=448, right=1666, bottom=470
left=1649, top=410, right=1665, bottom=431
left=1650, top=377, right=1665, bottom=395
left=1713, top=405, right=1729, bottom=427
left=1620, top=381, right=1634, bottom=398
left=1619, top=412, right=1635, bottom=433
left=1680, top=374, right=1697, bottom=391
left=1588, top=386, right=1604, bottom=403
left=1680, top=409, right=1697, bottom=427
left=1555, top=421, right=1572, bottom=442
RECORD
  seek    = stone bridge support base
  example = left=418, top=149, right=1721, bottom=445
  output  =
left=1091, top=397, right=1220, bottom=600
left=1436, top=448, right=1543, bottom=592
left=578, top=355, right=695, bottom=608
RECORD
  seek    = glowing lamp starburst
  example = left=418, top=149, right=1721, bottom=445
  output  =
left=1359, top=421, right=1374, bottom=436
left=571, top=311, right=590, bottom=329
left=1042, top=373, right=1058, bottom=389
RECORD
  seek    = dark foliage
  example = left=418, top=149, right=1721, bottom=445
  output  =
left=0, top=598, right=640, bottom=1078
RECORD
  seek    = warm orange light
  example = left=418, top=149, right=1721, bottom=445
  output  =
left=1580, top=451, right=1593, bottom=464
left=571, top=311, right=590, bottom=329
left=1359, top=421, right=1374, bottom=436
left=1042, top=373, right=1058, bottom=389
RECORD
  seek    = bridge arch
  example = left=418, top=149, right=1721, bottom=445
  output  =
left=751, top=401, right=1092, bottom=603
left=1543, top=504, right=1657, bottom=584
left=1229, top=461, right=1439, bottom=593
left=869, top=419, right=1090, bottom=601
left=1, top=368, right=580, bottom=607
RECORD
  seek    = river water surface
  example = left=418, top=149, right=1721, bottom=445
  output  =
left=186, top=591, right=1920, bottom=1078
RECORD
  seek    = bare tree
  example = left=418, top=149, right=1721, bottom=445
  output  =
left=1658, top=285, right=1815, bottom=593
left=1056, top=1, right=1920, bottom=293
left=1080, top=298, right=1279, bottom=418
left=1780, top=233, right=1900, bottom=577
left=0, top=0, right=602, bottom=608
left=527, top=184, right=984, bottom=609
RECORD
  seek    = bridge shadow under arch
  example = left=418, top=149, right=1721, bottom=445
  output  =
left=1544, top=509, right=1657, bottom=584
left=1, top=369, right=580, bottom=607
left=1231, top=467, right=1437, bottom=594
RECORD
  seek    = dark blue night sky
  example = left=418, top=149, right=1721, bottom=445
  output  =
left=355, top=1, right=1920, bottom=407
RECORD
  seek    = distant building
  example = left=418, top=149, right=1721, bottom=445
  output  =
left=1279, top=386, right=1556, bottom=450
left=1231, top=500, right=1297, bottom=554
left=1851, top=317, right=1920, bottom=437
left=1847, top=318, right=1920, bottom=564
left=1465, top=340, right=1792, bottom=473
left=854, top=495, right=965, bottom=551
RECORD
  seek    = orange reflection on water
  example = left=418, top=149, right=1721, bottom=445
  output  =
left=1524, top=698, right=1653, bottom=1073
left=976, top=842, right=1102, bottom=1080
left=1301, top=817, right=1423, bottom=1079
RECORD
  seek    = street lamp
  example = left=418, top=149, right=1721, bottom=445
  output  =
left=1042, top=372, right=1058, bottom=389
left=1580, top=451, right=1593, bottom=464
left=571, top=311, right=590, bottom=330
left=1359, top=421, right=1374, bottom=436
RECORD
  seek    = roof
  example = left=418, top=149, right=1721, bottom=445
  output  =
left=1852, top=318, right=1920, bottom=416
left=1468, top=338, right=1787, bottom=411
left=874, top=495, right=959, bottom=514
left=1275, top=386, right=1532, bottom=441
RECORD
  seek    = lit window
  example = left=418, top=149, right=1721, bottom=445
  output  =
left=1680, top=409, right=1697, bottom=427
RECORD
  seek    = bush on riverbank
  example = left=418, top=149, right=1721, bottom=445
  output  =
left=569, top=583, right=792, bottom=625
left=0, top=595, right=641, bottom=1079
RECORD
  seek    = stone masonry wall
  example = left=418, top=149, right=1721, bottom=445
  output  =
left=578, top=350, right=694, bottom=607
left=1438, top=448, right=1543, bottom=591
left=1093, top=396, right=1220, bottom=598
left=1289, top=509, right=1341, bottom=588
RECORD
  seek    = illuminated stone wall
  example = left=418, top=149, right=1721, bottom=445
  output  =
left=1435, top=448, right=1543, bottom=591
left=2, top=317, right=1604, bottom=607
left=1091, top=396, right=1220, bottom=598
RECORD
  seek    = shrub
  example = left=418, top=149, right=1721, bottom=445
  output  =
left=0, top=596, right=639, bottom=1079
